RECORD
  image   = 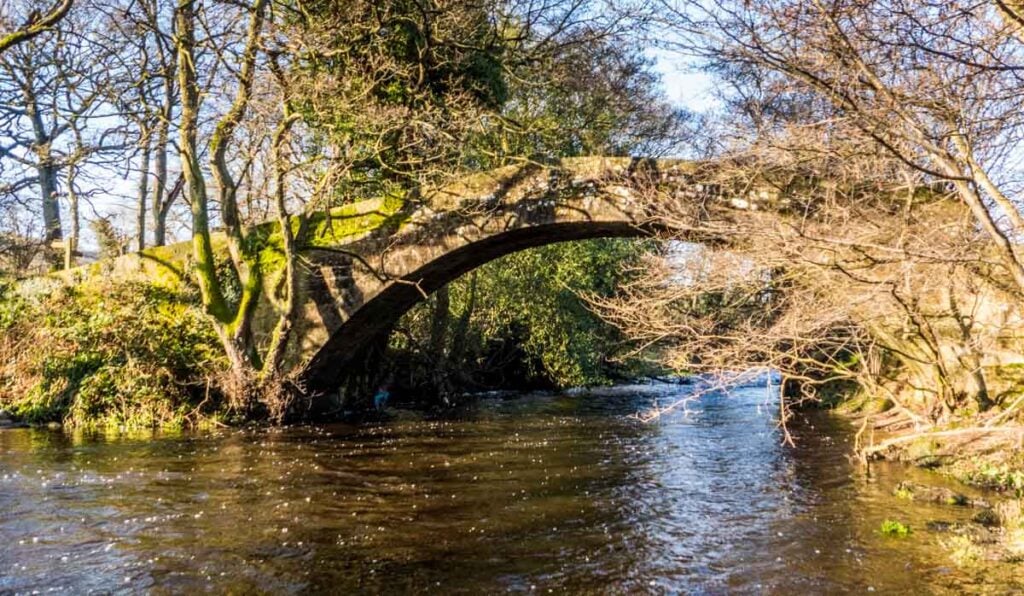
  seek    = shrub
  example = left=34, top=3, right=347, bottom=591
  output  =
left=0, top=280, right=226, bottom=429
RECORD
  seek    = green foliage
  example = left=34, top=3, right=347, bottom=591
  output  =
left=284, top=0, right=687, bottom=205
left=284, top=0, right=509, bottom=202
left=470, top=239, right=650, bottom=386
left=893, top=485, right=915, bottom=500
left=391, top=238, right=655, bottom=394
left=0, top=280, right=24, bottom=331
left=880, top=519, right=912, bottom=537
left=0, top=281, right=226, bottom=429
left=90, top=217, right=127, bottom=260
left=464, top=42, right=690, bottom=165
left=370, top=12, right=684, bottom=401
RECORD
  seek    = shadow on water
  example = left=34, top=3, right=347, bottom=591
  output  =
left=0, top=381, right=1021, bottom=593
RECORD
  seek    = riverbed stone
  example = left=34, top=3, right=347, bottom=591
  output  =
left=895, top=481, right=991, bottom=508
left=973, top=509, right=1002, bottom=526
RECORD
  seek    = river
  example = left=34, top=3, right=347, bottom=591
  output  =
left=1, top=381, right=1020, bottom=594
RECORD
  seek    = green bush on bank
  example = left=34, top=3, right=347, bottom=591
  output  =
left=465, top=239, right=653, bottom=387
left=389, top=238, right=661, bottom=397
left=0, top=280, right=226, bottom=429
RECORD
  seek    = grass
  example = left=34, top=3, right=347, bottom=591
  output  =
left=949, top=457, right=1024, bottom=496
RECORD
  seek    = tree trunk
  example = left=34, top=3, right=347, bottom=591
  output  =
left=261, top=112, right=302, bottom=379
left=175, top=0, right=229, bottom=324
left=428, top=285, right=452, bottom=401
left=38, top=158, right=62, bottom=244
left=947, top=286, right=993, bottom=411
left=151, top=63, right=174, bottom=247
left=136, top=132, right=151, bottom=252
left=63, top=164, right=78, bottom=270
left=449, top=271, right=477, bottom=366
left=24, top=81, right=62, bottom=246
left=152, top=154, right=168, bottom=246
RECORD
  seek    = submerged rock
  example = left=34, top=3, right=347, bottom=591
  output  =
left=894, top=481, right=991, bottom=508
left=926, top=520, right=956, bottom=532
left=973, top=509, right=1002, bottom=526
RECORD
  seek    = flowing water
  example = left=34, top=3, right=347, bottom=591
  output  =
left=1, top=381, right=1021, bottom=594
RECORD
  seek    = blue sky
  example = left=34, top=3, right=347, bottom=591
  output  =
left=652, top=48, right=719, bottom=114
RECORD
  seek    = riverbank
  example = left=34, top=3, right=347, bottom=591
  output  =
left=828, top=399, right=1024, bottom=567
left=864, top=424, right=1024, bottom=492
left=837, top=394, right=1024, bottom=494
left=0, top=235, right=651, bottom=429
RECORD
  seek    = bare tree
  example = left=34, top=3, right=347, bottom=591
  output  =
left=0, top=0, right=73, bottom=55
left=592, top=154, right=1009, bottom=435
left=0, top=1, right=128, bottom=265
left=88, top=0, right=182, bottom=251
left=660, top=0, right=1024, bottom=294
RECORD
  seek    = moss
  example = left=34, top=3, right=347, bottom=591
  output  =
left=880, top=519, right=912, bottom=537
left=948, top=494, right=970, bottom=506
left=31, top=158, right=691, bottom=302
left=814, top=378, right=862, bottom=408
left=307, top=193, right=408, bottom=246
left=834, top=389, right=890, bottom=415
left=894, top=485, right=915, bottom=500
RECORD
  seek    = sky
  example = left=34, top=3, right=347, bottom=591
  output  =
left=651, top=48, right=719, bottom=114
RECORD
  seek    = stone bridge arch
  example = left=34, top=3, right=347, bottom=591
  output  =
left=282, top=157, right=755, bottom=396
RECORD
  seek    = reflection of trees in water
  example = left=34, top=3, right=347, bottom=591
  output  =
left=629, top=386, right=795, bottom=585
left=0, top=400, right=665, bottom=592
left=0, top=387, right=795, bottom=591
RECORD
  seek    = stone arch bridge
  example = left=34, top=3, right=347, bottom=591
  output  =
left=275, top=157, right=776, bottom=397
